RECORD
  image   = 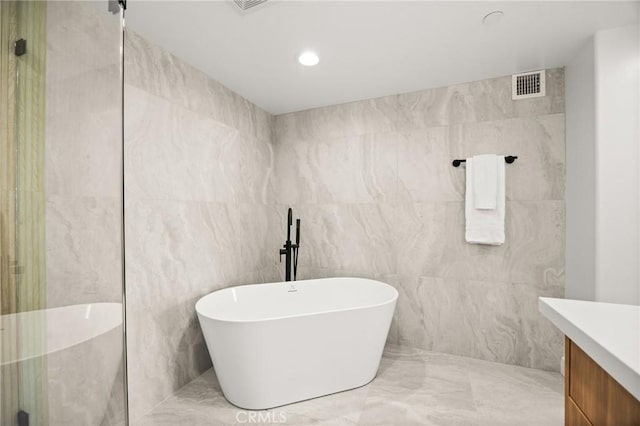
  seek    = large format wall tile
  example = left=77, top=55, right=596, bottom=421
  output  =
left=394, top=201, right=565, bottom=287
left=396, top=127, right=460, bottom=203
left=125, top=199, right=275, bottom=419
left=448, top=114, right=565, bottom=201
left=276, top=134, right=397, bottom=204
left=394, top=68, right=564, bottom=131
left=393, top=276, right=563, bottom=370
left=126, top=199, right=271, bottom=300
left=124, top=31, right=276, bottom=422
left=46, top=66, right=122, bottom=199
left=125, top=85, right=273, bottom=204
left=46, top=0, right=124, bottom=308
left=275, top=95, right=400, bottom=145
left=125, top=86, right=229, bottom=203
left=275, top=68, right=564, bottom=144
left=125, top=31, right=272, bottom=142
left=272, top=203, right=396, bottom=276
left=44, top=3, right=126, bottom=425
left=45, top=195, right=122, bottom=308
left=46, top=1, right=121, bottom=84
left=125, top=31, right=565, bottom=422
left=274, top=69, right=566, bottom=373
left=48, top=326, right=124, bottom=426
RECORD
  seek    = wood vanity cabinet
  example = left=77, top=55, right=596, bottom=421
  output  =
left=565, top=337, right=640, bottom=425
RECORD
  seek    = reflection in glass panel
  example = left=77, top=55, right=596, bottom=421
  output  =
left=0, top=1, right=126, bottom=425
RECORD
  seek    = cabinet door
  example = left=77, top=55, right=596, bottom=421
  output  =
left=567, top=338, right=640, bottom=425
left=566, top=396, right=592, bottom=426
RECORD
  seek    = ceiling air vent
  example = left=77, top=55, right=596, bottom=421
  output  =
left=233, top=0, right=268, bottom=11
left=512, top=70, right=545, bottom=100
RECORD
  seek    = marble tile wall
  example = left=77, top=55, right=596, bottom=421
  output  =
left=273, top=69, right=566, bottom=372
left=46, top=1, right=123, bottom=308
left=123, top=28, right=565, bottom=420
left=45, top=2, right=126, bottom=426
left=124, top=31, right=279, bottom=422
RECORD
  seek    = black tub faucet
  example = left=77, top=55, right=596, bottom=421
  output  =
left=279, top=208, right=300, bottom=281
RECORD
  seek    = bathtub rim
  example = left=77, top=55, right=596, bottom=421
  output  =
left=195, top=277, right=398, bottom=324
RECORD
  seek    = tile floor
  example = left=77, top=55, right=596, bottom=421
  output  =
left=136, top=345, right=563, bottom=426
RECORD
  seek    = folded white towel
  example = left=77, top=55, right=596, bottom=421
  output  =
left=465, top=156, right=505, bottom=245
left=473, top=154, right=499, bottom=210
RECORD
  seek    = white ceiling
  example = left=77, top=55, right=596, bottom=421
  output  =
left=126, top=1, right=639, bottom=115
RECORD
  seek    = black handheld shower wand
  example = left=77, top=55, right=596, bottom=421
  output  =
left=293, top=219, right=301, bottom=280
left=280, top=208, right=301, bottom=281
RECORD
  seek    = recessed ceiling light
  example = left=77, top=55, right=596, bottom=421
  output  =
left=482, top=10, right=504, bottom=25
left=298, top=51, right=319, bottom=66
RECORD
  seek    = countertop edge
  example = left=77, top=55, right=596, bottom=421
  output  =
left=538, top=297, right=640, bottom=401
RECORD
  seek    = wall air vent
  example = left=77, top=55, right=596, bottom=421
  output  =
left=512, top=70, right=545, bottom=100
left=233, top=0, right=268, bottom=11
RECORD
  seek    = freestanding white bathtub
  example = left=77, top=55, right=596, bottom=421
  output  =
left=195, top=277, right=398, bottom=409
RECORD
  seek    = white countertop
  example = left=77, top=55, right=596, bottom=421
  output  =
left=539, top=297, right=640, bottom=401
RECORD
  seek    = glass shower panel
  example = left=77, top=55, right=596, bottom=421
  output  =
left=0, top=1, right=126, bottom=425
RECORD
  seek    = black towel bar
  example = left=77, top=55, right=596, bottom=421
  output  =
left=452, top=155, right=518, bottom=167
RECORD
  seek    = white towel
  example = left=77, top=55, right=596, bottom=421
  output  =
left=465, top=156, right=505, bottom=245
left=473, top=154, right=499, bottom=210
